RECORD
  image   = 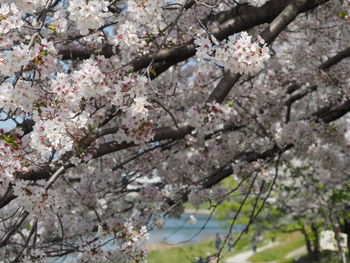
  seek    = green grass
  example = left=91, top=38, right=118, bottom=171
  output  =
left=148, top=231, right=306, bottom=263
left=249, top=232, right=305, bottom=263
left=148, top=239, right=218, bottom=263
left=148, top=233, right=262, bottom=263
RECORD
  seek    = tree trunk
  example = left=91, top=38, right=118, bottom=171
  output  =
left=340, top=218, right=350, bottom=260
left=311, top=223, right=320, bottom=260
left=301, top=225, right=313, bottom=257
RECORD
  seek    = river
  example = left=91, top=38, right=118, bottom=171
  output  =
left=148, top=213, right=243, bottom=246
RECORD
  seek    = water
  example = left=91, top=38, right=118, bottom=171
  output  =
left=148, top=213, right=243, bottom=245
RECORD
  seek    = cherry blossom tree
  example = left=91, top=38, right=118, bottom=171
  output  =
left=0, top=0, right=349, bottom=262
left=268, top=160, right=350, bottom=262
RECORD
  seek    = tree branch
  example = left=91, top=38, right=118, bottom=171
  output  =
left=319, top=46, right=350, bottom=70
left=58, top=0, right=329, bottom=78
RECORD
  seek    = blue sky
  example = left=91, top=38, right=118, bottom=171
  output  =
left=0, top=113, right=18, bottom=132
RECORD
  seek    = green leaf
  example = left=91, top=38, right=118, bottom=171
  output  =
left=338, top=11, right=347, bottom=18
left=1, top=134, right=19, bottom=149
left=149, top=69, right=157, bottom=77
left=226, top=101, right=235, bottom=107
left=46, top=24, right=57, bottom=32
left=34, top=101, right=47, bottom=108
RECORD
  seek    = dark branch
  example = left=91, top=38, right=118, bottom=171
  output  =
left=319, top=46, right=350, bottom=70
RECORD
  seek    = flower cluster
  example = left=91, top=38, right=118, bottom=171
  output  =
left=127, top=0, right=163, bottom=27
left=97, top=218, right=149, bottom=263
left=114, top=21, right=145, bottom=54
left=277, top=121, right=315, bottom=150
left=188, top=186, right=209, bottom=207
left=13, top=0, right=47, bottom=13
left=112, top=74, right=148, bottom=107
left=13, top=180, right=62, bottom=218
left=0, top=80, right=42, bottom=112
left=72, top=62, right=106, bottom=100
left=0, top=39, right=57, bottom=77
left=111, top=75, right=154, bottom=144
left=0, top=3, right=23, bottom=34
left=70, top=59, right=109, bottom=102
left=30, top=118, right=74, bottom=157
left=0, top=44, right=30, bottom=76
left=51, top=10, right=68, bottom=33
left=195, top=32, right=270, bottom=74
left=32, top=40, right=58, bottom=77
left=0, top=132, right=26, bottom=195
left=187, top=102, right=236, bottom=132
left=120, top=223, right=149, bottom=262
left=68, top=0, right=110, bottom=35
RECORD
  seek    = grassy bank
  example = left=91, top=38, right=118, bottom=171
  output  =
left=148, top=231, right=308, bottom=263
left=148, top=239, right=218, bottom=263
left=248, top=232, right=305, bottom=263
left=148, top=233, right=260, bottom=263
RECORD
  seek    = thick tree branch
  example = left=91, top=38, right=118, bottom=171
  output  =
left=319, top=46, right=350, bottom=70
left=206, top=71, right=241, bottom=104
left=317, top=101, right=350, bottom=123
left=211, top=0, right=288, bottom=41
left=206, top=0, right=312, bottom=113
left=58, top=0, right=329, bottom=78
left=260, top=0, right=310, bottom=45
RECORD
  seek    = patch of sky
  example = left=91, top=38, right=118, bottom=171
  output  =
left=0, top=112, right=18, bottom=131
